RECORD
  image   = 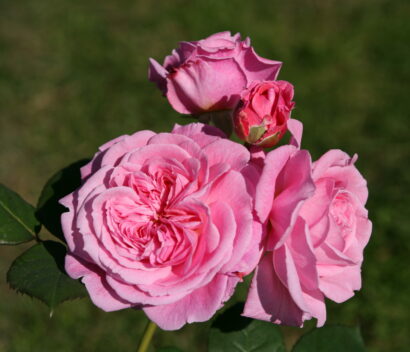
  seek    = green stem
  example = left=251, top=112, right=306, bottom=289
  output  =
left=137, top=320, right=157, bottom=352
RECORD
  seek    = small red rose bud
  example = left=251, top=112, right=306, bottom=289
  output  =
left=234, top=80, right=295, bottom=148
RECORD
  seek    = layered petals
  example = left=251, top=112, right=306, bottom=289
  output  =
left=244, top=146, right=371, bottom=327
left=233, top=80, right=296, bottom=148
left=148, top=31, right=282, bottom=114
left=61, top=123, right=262, bottom=330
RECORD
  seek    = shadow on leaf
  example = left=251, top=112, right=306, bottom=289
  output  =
left=36, top=159, right=90, bottom=242
left=212, top=302, right=252, bottom=333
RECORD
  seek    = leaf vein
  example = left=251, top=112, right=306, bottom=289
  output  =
left=0, top=199, right=35, bottom=237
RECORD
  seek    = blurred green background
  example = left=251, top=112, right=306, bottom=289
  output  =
left=0, top=0, right=409, bottom=351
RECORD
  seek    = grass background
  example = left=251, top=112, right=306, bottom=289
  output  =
left=0, top=0, right=409, bottom=351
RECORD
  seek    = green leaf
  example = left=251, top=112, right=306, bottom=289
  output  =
left=7, top=240, right=87, bottom=310
left=36, top=159, right=90, bottom=241
left=157, top=348, right=183, bottom=352
left=209, top=303, right=285, bottom=352
left=292, top=326, right=366, bottom=352
left=0, top=183, right=39, bottom=245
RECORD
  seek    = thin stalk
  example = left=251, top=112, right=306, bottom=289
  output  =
left=137, top=320, right=157, bottom=352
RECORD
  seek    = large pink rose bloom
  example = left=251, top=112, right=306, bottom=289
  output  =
left=243, top=147, right=371, bottom=327
left=60, top=123, right=262, bottom=330
left=149, top=31, right=282, bottom=115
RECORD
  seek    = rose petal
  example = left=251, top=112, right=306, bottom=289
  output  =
left=166, top=58, right=247, bottom=114
left=144, top=274, right=232, bottom=330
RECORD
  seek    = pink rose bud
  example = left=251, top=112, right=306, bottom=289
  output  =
left=149, top=31, right=282, bottom=115
left=233, top=80, right=295, bottom=148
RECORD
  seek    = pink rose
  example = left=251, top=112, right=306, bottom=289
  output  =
left=243, top=147, right=371, bottom=327
left=149, top=31, right=282, bottom=115
left=233, top=81, right=295, bottom=148
left=60, top=123, right=262, bottom=330
left=300, top=150, right=372, bottom=303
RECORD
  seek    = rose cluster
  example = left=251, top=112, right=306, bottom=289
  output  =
left=61, top=32, right=371, bottom=330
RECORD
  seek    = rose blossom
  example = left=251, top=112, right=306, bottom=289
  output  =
left=60, top=123, right=262, bottom=330
left=243, top=146, right=372, bottom=326
left=300, top=150, right=372, bottom=303
left=149, top=31, right=282, bottom=115
left=233, top=81, right=295, bottom=148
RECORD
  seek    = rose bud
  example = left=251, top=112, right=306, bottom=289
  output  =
left=149, top=31, right=282, bottom=115
left=233, top=80, right=295, bottom=148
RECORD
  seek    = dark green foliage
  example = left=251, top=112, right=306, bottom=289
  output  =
left=36, top=159, right=90, bottom=242
left=292, top=326, right=366, bottom=352
left=7, top=241, right=86, bottom=310
left=209, top=303, right=285, bottom=352
left=0, top=184, right=39, bottom=244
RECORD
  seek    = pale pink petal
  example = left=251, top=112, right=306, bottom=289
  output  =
left=318, top=264, right=362, bottom=303
left=312, top=150, right=369, bottom=205
left=202, top=171, right=255, bottom=273
left=99, top=130, right=156, bottom=168
left=288, top=118, right=303, bottom=148
left=324, top=165, right=369, bottom=204
left=274, top=245, right=308, bottom=314
left=80, top=135, right=129, bottom=179
left=312, top=149, right=352, bottom=179
left=277, top=218, right=326, bottom=326
left=82, top=271, right=132, bottom=311
left=65, top=254, right=93, bottom=279
left=66, top=255, right=133, bottom=312
left=172, top=122, right=226, bottom=140
left=144, top=274, right=231, bottom=330
left=124, top=144, right=191, bottom=166
left=202, top=138, right=250, bottom=171
left=105, top=275, right=186, bottom=306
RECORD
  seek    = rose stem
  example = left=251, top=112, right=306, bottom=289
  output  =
left=137, top=320, right=157, bottom=352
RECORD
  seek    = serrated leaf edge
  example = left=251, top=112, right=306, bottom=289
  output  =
left=6, top=243, right=87, bottom=309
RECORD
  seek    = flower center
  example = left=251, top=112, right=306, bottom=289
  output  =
left=330, top=191, right=355, bottom=237
left=107, top=166, right=198, bottom=267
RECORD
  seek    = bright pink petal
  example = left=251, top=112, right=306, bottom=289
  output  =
left=254, top=145, right=296, bottom=223
left=166, top=58, right=247, bottom=114
left=237, top=46, right=282, bottom=83
left=275, top=218, right=326, bottom=326
left=269, top=150, right=315, bottom=248
left=148, top=58, right=168, bottom=93
left=243, top=253, right=306, bottom=326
